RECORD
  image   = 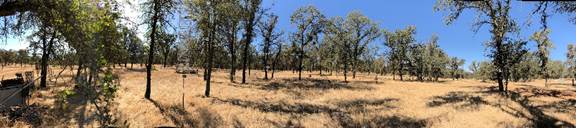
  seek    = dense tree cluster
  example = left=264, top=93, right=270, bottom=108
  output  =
left=0, top=49, right=31, bottom=68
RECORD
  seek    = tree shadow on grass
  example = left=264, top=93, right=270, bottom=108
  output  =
left=0, top=104, right=52, bottom=127
left=265, top=117, right=304, bottom=128
left=512, top=87, right=573, bottom=98
left=399, top=79, right=449, bottom=83
left=536, top=99, right=576, bottom=116
left=428, top=86, right=575, bottom=128
left=126, top=68, right=147, bottom=72
left=352, top=115, right=427, bottom=128
left=336, top=98, right=399, bottom=112
left=505, top=91, right=575, bottom=128
left=330, top=112, right=427, bottom=128
left=426, top=91, right=488, bottom=110
left=212, top=98, right=339, bottom=114
left=259, top=78, right=374, bottom=91
left=212, top=97, right=425, bottom=128
left=149, top=99, right=200, bottom=127
left=348, top=80, right=381, bottom=85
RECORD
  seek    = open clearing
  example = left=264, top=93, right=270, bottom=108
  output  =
left=1, top=65, right=575, bottom=127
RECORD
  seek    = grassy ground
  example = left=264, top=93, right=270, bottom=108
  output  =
left=1, top=64, right=575, bottom=127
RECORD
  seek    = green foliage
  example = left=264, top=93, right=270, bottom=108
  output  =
left=475, top=61, right=496, bottom=82
left=436, top=0, right=521, bottom=91
left=383, top=26, right=416, bottom=80
left=509, top=52, right=539, bottom=82
left=55, top=88, right=76, bottom=111
left=258, top=13, right=282, bottom=79
left=531, top=29, right=553, bottom=81
left=567, top=44, right=576, bottom=85
left=290, top=5, right=326, bottom=80
left=449, top=57, right=465, bottom=80
left=546, top=60, right=566, bottom=79
left=344, top=11, right=380, bottom=78
left=554, top=2, right=576, bottom=24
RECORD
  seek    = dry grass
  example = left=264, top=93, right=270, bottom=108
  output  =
left=1, top=64, right=575, bottom=127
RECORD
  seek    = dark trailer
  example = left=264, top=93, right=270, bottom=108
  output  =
left=0, top=72, right=34, bottom=107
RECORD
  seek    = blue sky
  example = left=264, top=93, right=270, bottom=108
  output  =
left=1, top=0, right=576, bottom=70
left=260, top=0, right=576, bottom=70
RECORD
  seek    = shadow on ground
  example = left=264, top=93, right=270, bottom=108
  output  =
left=148, top=99, right=223, bottom=127
left=258, top=78, right=374, bottom=91
left=427, top=91, right=488, bottom=110
left=212, top=97, right=426, bottom=128
left=427, top=85, right=575, bottom=128
left=126, top=68, right=147, bottom=72
left=336, top=98, right=399, bottom=112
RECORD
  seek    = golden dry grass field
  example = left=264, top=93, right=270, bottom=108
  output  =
left=1, top=65, right=575, bottom=127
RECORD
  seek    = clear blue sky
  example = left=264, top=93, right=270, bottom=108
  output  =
left=1, top=0, right=576, bottom=71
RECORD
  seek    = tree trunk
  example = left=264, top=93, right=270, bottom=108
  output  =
left=262, top=38, right=269, bottom=80
left=40, top=29, right=56, bottom=88
left=344, top=61, right=348, bottom=82
left=393, top=70, right=396, bottom=80
left=298, top=47, right=303, bottom=80
left=264, top=62, right=268, bottom=80
left=263, top=52, right=268, bottom=80
left=163, top=54, right=168, bottom=68
left=145, top=0, right=160, bottom=99
left=544, top=76, right=548, bottom=87
left=271, top=45, right=281, bottom=80
left=308, top=62, right=312, bottom=78
left=399, top=64, right=403, bottom=81
left=497, top=73, right=504, bottom=92
left=241, top=9, right=256, bottom=84
left=205, top=33, right=213, bottom=97
left=352, top=56, right=357, bottom=79
left=174, top=48, right=179, bottom=66
left=229, top=37, right=236, bottom=83
left=76, top=58, right=83, bottom=79
left=248, top=54, right=251, bottom=76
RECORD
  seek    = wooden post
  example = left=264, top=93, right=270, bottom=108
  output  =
left=181, top=74, right=186, bottom=127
